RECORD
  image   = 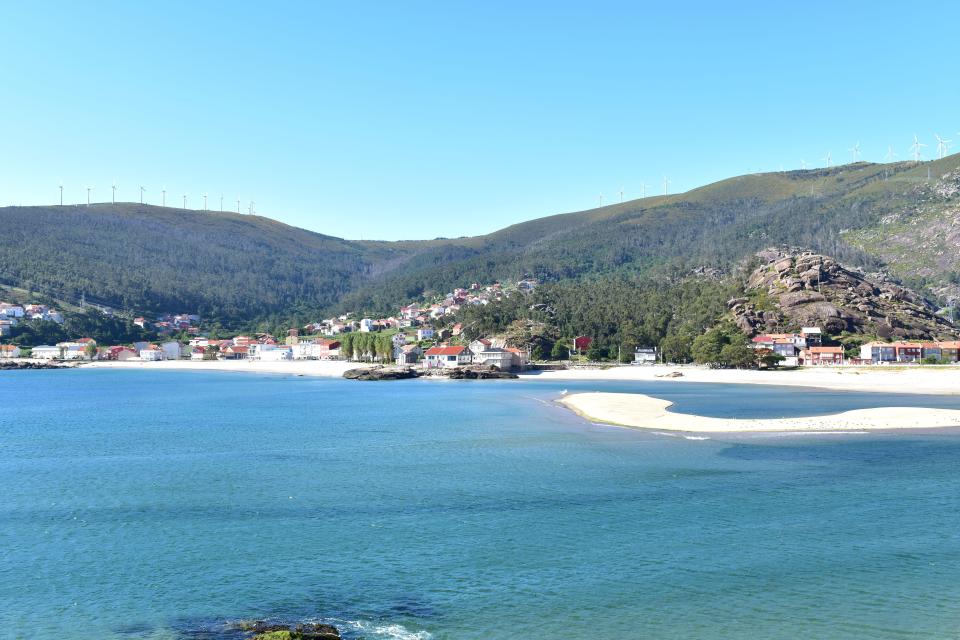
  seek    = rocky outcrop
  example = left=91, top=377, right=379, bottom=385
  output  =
left=343, top=366, right=418, bottom=381
left=421, top=365, right=518, bottom=379
left=730, top=248, right=959, bottom=339
left=0, top=361, right=76, bottom=370
left=231, top=621, right=340, bottom=639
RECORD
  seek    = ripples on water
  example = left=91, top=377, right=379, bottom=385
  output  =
left=2, top=370, right=960, bottom=639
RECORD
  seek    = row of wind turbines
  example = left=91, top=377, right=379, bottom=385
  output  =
left=56, top=183, right=257, bottom=215
left=598, top=133, right=957, bottom=208
left=822, top=133, right=955, bottom=168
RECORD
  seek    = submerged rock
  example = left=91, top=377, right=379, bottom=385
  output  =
left=230, top=620, right=341, bottom=640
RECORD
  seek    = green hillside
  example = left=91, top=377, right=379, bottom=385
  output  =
left=2, top=156, right=959, bottom=326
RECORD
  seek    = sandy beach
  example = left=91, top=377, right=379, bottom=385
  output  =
left=559, top=391, right=960, bottom=433
left=520, top=364, right=960, bottom=395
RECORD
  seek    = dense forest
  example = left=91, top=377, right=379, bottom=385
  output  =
left=2, top=156, right=958, bottom=330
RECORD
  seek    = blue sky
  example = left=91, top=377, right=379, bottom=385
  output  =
left=1, top=1, right=958, bottom=240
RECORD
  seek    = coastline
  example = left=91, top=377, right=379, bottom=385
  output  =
left=69, top=360, right=960, bottom=395
left=558, top=391, right=960, bottom=433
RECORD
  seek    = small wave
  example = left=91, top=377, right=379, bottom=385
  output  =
left=683, top=435, right=711, bottom=440
left=339, top=619, right=432, bottom=640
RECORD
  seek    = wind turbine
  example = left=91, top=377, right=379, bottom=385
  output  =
left=640, top=182, right=647, bottom=198
left=910, top=134, right=926, bottom=163
left=219, top=194, right=224, bottom=211
left=58, top=183, right=63, bottom=206
left=885, top=146, right=897, bottom=162
left=619, top=187, right=624, bottom=203
left=848, top=142, right=861, bottom=162
left=598, top=193, right=603, bottom=208
left=139, top=186, right=146, bottom=204
left=111, top=182, right=117, bottom=204
left=823, top=151, right=832, bottom=168
left=236, top=198, right=241, bottom=214
left=86, top=186, right=92, bottom=206
left=935, top=134, right=952, bottom=160
left=202, top=193, right=208, bottom=211
left=162, top=188, right=166, bottom=207
left=182, top=194, right=187, bottom=209
left=800, top=159, right=808, bottom=170
left=662, top=176, right=670, bottom=195
left=249, top=201, right=255, bottom=215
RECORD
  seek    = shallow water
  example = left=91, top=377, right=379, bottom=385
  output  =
left=2, top=370, right=960, bottom=639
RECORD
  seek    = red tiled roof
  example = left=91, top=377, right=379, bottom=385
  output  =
left=425, top=346, right=467, bottom=356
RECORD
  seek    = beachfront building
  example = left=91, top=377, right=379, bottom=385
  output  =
left=0, top=344, right=21, bottom=359
left=139, top=348, right=163, bottom=361
left=395, top=344, right=422, bottom=365
left=633, top=347, right=659, bottom=364
left=423, top=345, right=472, bottom=369
left=473, top=347, right=515, bottom=370
left=859, top=340, right=959, bottom=364
left=161, top=341, right=182, bottom=360
left=802, top=346, right=844, bottom=365
left=752, top=334, right=806, bottom=366
left=31, top=345, right=59, bottom=359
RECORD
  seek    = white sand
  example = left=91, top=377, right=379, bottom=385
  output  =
left=81, top=359, right=372, bottom=377
left=559, top=391, right=960, bottom=433
left=520, top=364, right=960, bottom=395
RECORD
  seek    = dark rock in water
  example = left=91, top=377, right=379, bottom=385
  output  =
left=343, top=366, right=418, bottom=381
left=445, top=366, right=518, bottom=379
left=0, top=361, right=75, bottom=370
left=228, top=620, right=340, bottom=639
left=294, top=623, right=341, bottom=639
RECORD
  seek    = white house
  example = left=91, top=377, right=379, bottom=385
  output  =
left=359, top=318, right=375, bottom=333
left=0, top=344, right=21, bottom=359
left=473, top=347, right=514, bottom=370
left=32, top=345, right=60, bottom=359
left=139, top=349, right=163, bottom=361
left=259, top=345, right=293, bottom=361
left=469, top=338, right=492, bottom=354
left=417, top=328, right=435, bottom=341
left=55, top=342, right=88, bottom=360
left=423, top=345, right=472, bottom=368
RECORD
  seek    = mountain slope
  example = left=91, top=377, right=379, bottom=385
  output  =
left=3, top=155, right=960, bottom=324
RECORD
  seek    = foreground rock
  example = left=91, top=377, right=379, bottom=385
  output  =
left=343, top=366, right=418, bottom=381
left=730, top=247, right=959, bottom=339
left=231, top=620, right=340, bottom=639
left=438, top=365, right=518, bottom=379
left=0, top=360, right=76, bottom=370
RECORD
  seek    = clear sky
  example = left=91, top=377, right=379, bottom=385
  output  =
left=1, top=1, right=958, bottom=240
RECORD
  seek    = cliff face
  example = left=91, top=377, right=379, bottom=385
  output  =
left=729, top=248, right=959, bottom=340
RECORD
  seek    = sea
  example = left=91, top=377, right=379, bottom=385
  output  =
left=3, top=369, right=960, bottom=639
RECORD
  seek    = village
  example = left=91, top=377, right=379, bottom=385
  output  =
left=4, top=283, right=960, bottom=369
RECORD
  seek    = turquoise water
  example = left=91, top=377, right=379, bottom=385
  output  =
left=3, top=370, right=960, bottom=639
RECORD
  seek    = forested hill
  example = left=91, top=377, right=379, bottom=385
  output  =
left=2, top=155, right=960, bottom=326
left=0, top=204, right=410, bottom=324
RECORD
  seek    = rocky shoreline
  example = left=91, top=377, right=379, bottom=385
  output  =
left=343, top=364, right=518, bottom=381
left=0, top=360, right=77, bottom=370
